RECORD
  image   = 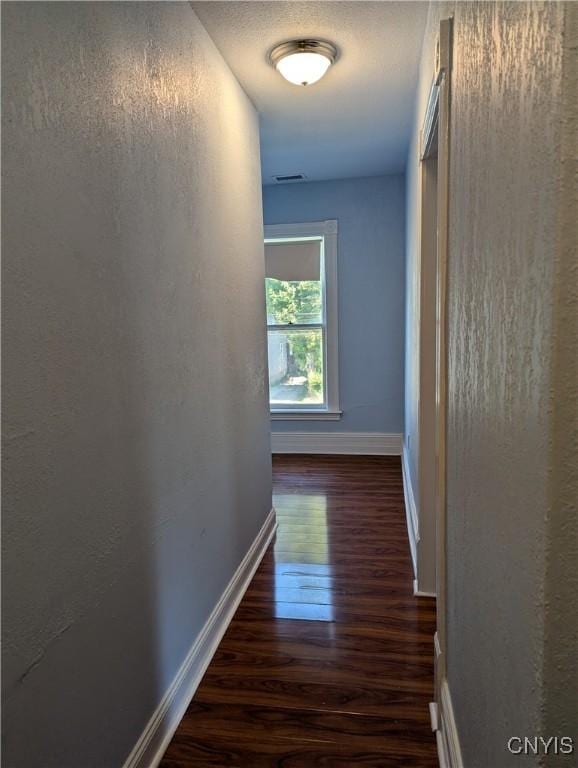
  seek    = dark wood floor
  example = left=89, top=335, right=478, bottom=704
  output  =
left=160, top=455, right=438, bottom=767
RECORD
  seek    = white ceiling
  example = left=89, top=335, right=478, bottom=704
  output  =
left=192, top=1, right=428, bottom=185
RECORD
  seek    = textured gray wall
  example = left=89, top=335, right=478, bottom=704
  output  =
left=1, top=3, right=272, bottom=767
left=406, top=2, right=576, bottom=765
left=540, top=3, right=577, bottom=762
left=446, top=2, right=566, bottom=764
left=403, top=10, right=430, bottom=504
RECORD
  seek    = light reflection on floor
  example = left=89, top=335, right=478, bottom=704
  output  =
left=272, top=494, right=335, bottom=622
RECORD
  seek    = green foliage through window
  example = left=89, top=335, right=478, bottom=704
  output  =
left=266, top=278, right=324, bottom=406
left=265, top=278, right=322, bottom=325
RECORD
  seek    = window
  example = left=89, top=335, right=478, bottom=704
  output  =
left=264, top=220, right=340, bottom=419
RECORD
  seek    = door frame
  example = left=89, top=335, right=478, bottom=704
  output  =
left=419, top=16, right=457, bottom=763
left=431, top=17, right=463, bottom=767
left=433, top=15, right=452, bottom=701
left=416, top=115, right=439, bottom=596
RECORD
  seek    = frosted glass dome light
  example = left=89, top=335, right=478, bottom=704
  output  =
left=270, top=40, right=338, bottom=87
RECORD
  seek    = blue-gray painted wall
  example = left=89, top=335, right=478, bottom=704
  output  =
left=2, top=4, right=271, bottom=766
left=263, top=175, right=406, bottom=434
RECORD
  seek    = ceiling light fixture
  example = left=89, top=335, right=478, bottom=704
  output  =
left=269, top=39, right=338, bottom=86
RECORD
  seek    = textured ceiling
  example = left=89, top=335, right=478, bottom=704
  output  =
left=192, top=2, right=428, bottom=184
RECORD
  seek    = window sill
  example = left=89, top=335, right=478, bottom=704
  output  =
left=270, top=410, right=343, bottom=421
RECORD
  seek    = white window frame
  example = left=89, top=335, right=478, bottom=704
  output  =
left=265, top=219, right=341, bottom=421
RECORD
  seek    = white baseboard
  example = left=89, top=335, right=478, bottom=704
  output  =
left=413, top=579, right=436, bottom=598
left=401, top=445, right=419, bottom=578
left=435, top=678, right=464, bottom=768
left=436, top=728, right=450, bottom=768
left=122, top=508, right=277, bottom=768
left=271, top=431, right=402, bottom=455
left=429, top=701, right=439, bottom=732
left=434, top=631, right=442, bottom=662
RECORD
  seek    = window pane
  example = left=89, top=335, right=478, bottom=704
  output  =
left=268, top=328, right=324, bottom=406
left=265, top=278, right=322, bottom=325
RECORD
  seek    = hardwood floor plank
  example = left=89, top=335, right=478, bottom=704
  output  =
left=172, top=701, right=435, bottom=745
left=205, top=647, right=435, bottom=690
left=220, top=629, right=435, bottom=664
left=161, top=734, right=439, bottom=768
left=233, top=602, right=436, bottom=631
left=222, top=619, right=436, bottom=657
left=195, top=675, right=432, bottom=719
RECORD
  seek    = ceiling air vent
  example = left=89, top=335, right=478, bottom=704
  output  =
left=272, top=173, right=307, bottom=184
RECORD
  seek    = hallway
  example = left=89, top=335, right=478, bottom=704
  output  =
left=160, top=456, right=437, bottom=767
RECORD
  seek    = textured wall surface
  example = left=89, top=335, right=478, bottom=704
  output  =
left=406, top=2, right=576, bottom=765
left=539, top=2, right=577, bottom=761
left=403, top=9, right=431, bottom=500
left=446, top=2, right=564, bottom=763
left=1, top=3, right=272, bottom=767
left=263, top=175, right=406, bottom=434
